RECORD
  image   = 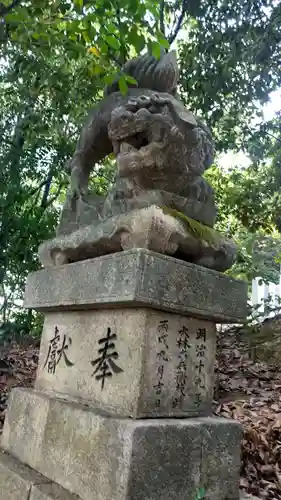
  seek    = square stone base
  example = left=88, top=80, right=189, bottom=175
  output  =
left=2, top=387, right=242, bottom=500
left=0, top=450, right=257, bottom=500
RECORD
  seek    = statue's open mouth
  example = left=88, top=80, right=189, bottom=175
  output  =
left=114, top=132, right=149, bottom=155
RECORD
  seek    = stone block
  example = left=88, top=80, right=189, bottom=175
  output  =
left=24, top=249, right=247, bottom=323
left=0, top=386, right=49, bottom=469
left=35, top=308, right=216, bottom=418
left=0, top=450, right=80, bottom=500
left=0, top=450, right=39, bottom=500
left=2, top=388, right=242, bottom=500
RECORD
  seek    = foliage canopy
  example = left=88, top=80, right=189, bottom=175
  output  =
left=1, top=0, right=281, bottom=336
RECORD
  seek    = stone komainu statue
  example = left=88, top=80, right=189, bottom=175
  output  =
left=38, top=50, right=236, bottom=273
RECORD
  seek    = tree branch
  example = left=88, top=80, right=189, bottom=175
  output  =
left=28, top=179, right=49, bottom=198
left=244, top=123, right=281, bottom=146
left=0, top=0, right=21, bottom=18
left=170, top=0, right=182, bottom=36
left=263, top=130, right=281, bottom=144
left=168, top=0, right=188, bottom=45
left=160, top=0, right=165, bottom=37
left=41, top=170, right=53, bottom=208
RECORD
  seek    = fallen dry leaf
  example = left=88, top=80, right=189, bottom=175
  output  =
left=215, top=324, right=281, bottom=499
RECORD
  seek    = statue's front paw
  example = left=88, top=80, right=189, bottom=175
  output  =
left=70, top=166, right=88, bottom=199
left=69, top=186, right=87, bottom=200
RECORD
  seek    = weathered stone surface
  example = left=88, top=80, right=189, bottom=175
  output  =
left=0, top=450, right=80, bottom=500
left=35, top=309, right=216, bottom=417
left=2, top=387, right=49, bottom=469
left=61, top=187, right=215, bottom=237
left=200, top=417, right=242, bottom=499
left=2, top=388, right=242, bottom=500
left=30, top=482, right=81, bottom=500
left=103, top=94, right=215, bottom=225
left=25, top=249, right=247, bottom=323
left=240, top=495, right=260, bottom=500
left=128, top=416, right=242, bottom=500
left=38, top=206, right=235, bottom=272
left=56, top=193, right=104, bottom=236
left=0, top=450, right=40, bottom=500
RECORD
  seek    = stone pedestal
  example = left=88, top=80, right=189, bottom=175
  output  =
left=1, top=250, right=249, bottom=499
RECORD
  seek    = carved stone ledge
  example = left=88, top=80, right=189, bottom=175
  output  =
left=38, top=205, right=236, bottom=272
left=25, top=249, right=247, bottom=323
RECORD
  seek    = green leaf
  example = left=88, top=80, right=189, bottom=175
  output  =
left=137, top=3, right=146, bottom=17
left=127, top=0, right=138, bottom=14
left=155, top=30, right=170, bottom=49
left=118, top=75, right=128, bottom=95
left=99, top=41, right=109, bottom=53
left=5, top=13, right=23, bottom=23
left=159, top=37, right=170, bottom=49
left=90, top=64, right=104, bottom=76
left=107, top=22, right=117, bottom=33
left=127, top=27, right=146, bottom=52
left=82, top=31, right=91, bottom=44
left=105, top=35, right=120, bottom=50
left=125, top=75, right=137, bottom=85
left=102, top=72, right=118, bottom=85
left=151, top=41, right=161, bottom=59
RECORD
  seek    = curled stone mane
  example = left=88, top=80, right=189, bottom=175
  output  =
left=104, top=50, right=179, bottom=97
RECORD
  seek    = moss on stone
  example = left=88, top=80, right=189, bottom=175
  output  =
left=161, top=206, right=222, bottom=246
